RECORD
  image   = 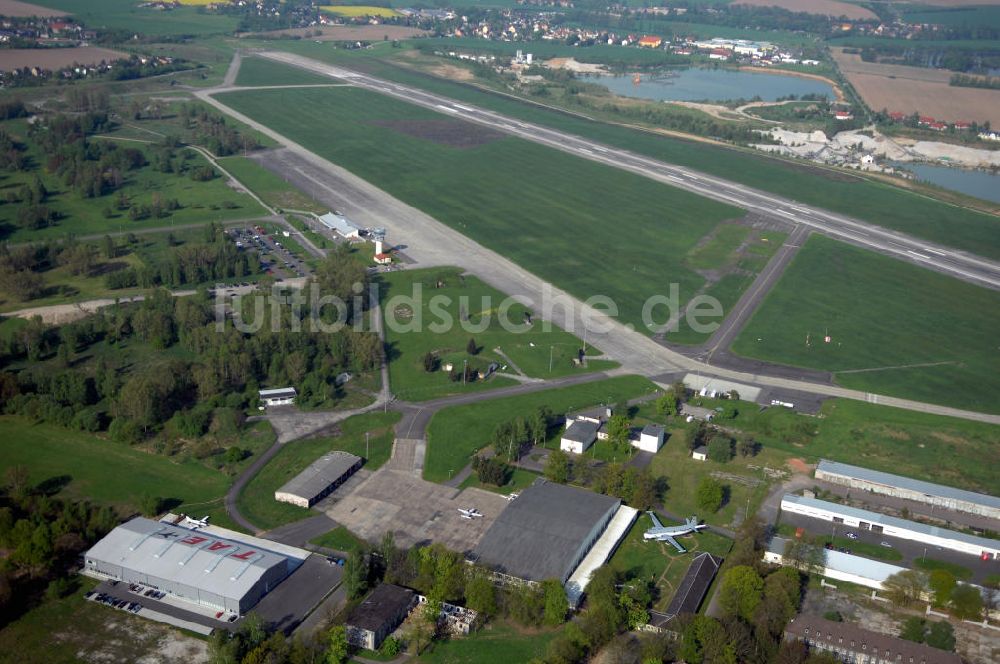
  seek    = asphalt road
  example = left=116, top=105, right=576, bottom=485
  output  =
left=257, top=51, right=1000, bottom=292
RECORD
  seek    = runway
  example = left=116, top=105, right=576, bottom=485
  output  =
left=257, top=51, right=1000, bottom=292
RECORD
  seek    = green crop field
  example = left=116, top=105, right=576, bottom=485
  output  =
left=263, top=44, right=1000, bottom=259
left=39, top=0, right=241, bottom=36
left=235, top=55, right=336, bottom=87
left=216, top=84, right=743, bottom=331
left=732, top=235, right=1000, bottom=413
left=901, top=6, right=1000, bottom=29
left=423, top=375, right=657, bottom=482
left=380, top=267, right=616, bottom=401
left=0, top=415, right=231, bottom=519
left=236, top=412, right=399, bottom=531
left=633, top=396, right=1000, bottom=496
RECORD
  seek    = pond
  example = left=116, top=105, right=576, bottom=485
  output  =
left=895, top=162, right=1000, bottom=205
left=580, top=67, right=836, bottom=103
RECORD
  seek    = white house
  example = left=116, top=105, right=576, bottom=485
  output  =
left=560, top=419, right=599, bottom=454
left=634, top=424, right=665, bottom=453
left=259, top=387, right=297, bottom=407
left=691, top=446, right=708, bottom=461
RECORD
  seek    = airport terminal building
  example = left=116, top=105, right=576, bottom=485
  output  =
left=84, top=517, right=294, bottom=614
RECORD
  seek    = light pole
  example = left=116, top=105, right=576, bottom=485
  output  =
left=366, top=431, right=370, bottom=459
left=549, top=345, right=554, bottom=373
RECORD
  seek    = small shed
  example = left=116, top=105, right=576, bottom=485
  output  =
left=634, top=424, right=665, bottom=453
left=691, top=446, right=708, bottom=462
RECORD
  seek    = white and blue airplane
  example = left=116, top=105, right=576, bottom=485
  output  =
left=643, top=513, right=706, bottom=553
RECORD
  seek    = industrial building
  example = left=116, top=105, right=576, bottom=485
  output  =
left=780, top=494, right=1000, bottom=559
left=84, top=517, right=293, bottom=614
left=274, top=451, right=363, bottom=508
left=259, top=387, right=296, bottom=407
left=785, top=614, right=963, bottom=664
left=765, top=536, right=910, bottom=591
left=318, top=212, right=362, bottom=239
left=345, top=584, right=417, bottom=651
left=815, top=459, right=1000, bottom=521
left=472, top=480, right=622, bottom=587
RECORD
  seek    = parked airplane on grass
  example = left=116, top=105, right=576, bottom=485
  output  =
left=644, top=513, right=706, bottom=553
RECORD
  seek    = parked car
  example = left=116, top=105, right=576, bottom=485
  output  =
left=880, top=541, right=893, bottom=548
left=845, top=533, right=858, bottom=540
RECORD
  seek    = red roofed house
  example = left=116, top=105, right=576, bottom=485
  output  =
left=888, top=111, right=906, bottom=122
left=638, top=35, right=662, bottom=48
left=374, top=253, right=392, bottom=266
left=918, top=115, right=935, bottom=126
left=928, top=121, right=948, bottom=131
left=708, top=48, right=729, bottom=60
left=954, top=121, right=971, bottom=130
left=834, top=110, right=853, bottom=121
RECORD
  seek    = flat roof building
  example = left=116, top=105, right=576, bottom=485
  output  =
left=274, top=451, right=363, bottom=508
left=84, top=517, right=292, bottom=614
left=636, top=424, right=665, bottom=453
left=780, top=494, right=1000, bottom=559
left=259, top=387, right=296, bottom=407
left=345, top=584, right=417, bottom=651
left=472, top=480, right=621, bottom=585
left=318, top=212, right=362, bottom=239
left=815, top=459, right=1000, bottom=521
left=785, top=614, right=963, bottom=664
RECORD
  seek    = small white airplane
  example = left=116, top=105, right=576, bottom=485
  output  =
left=643, top=513, right=706, bottom=553
left=457, top=508, right=483, bottom=519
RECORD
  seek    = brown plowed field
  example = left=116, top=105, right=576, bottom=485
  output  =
left=242, top=25, right=427, bottom=41
left=734, top=0, right=877, bottom=20
left=0, top=46, right=125, bottom=71
left=0, top=0, right=66, bottom=17
left=832, top=48, right=1000, bottom=126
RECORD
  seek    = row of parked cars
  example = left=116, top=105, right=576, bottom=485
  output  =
left=129, top=583, right=166, bottom=600
left=86, top=590, right=141, bottom=614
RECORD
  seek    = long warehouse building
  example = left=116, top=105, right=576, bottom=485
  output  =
left=780, top=494, right=1000, bottom=559
left=274, top=451, right=363, bottom=508
left=84, top=517, right=293, bottom=614
left=815, top=459, right=1000, bottom=521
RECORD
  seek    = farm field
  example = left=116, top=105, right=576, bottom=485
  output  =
left=609, top=513, right=732, bottom=610
left=901, top=5, right=1000, bottom=27
left=236, top=412, right=400, bottom=531
left=732, top=235, right=1000, bottom=414
left=0, top=47, right=127, bottom=71
left=380, top=267, right=616, bottom=402
left=0, top=415, right=232, bottom=522
left=733, top=0, right=877, bottom=20
left=263, top=44, right=1000, bottom=260
left=423, top=375, right=658, bottom=482
left=217, top=85, right=743, bottom=331
left=242, top=25, right=428, bottom=42
left=831, top=48, right=1000, bottom=126
left=319, top=5, right=400, bottom=17
left=0, top=0, right=65, bottom=16
left=36, top=0, right=240, bottom=36
left=631, top=395, right=1000, bottom=497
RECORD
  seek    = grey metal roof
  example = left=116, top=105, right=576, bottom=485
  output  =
left=768, top=536, right=905, bottom=583
left=472, top=480, right=620, bottom=582
left=259, top=387, right=297, bottom=398
left=277, top=451, right=362, bottom=501
left=664, top=552, right=721, bottom=618
left=781, top=494, right=1000, bottom=551
left=786, top=614, right=963, bottom=664
left=346, top=584, right=415, bottom=632
left=318, top=212, right=361, bottom=236
left=85, top=517, right=289, bottom=601
left=641, top=424, right=664, bottom=437
left=562, top=420, right=599, bottom=443
left=816, top=459, right=1000, bottom=509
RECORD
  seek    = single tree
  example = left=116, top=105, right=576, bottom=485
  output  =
left=950, top=584, right=983, bottom=620
left=696, top=477, right=724, bottom=513
left=544, top=448, right=570, bottom=484
left=899, top=616, right=926, bottom=643
left=325, top=625, right=349, bottom=664
left=925, top=620, right=955, bottom=651
left=707, top=434, right=733, bottom=462
left=928, top=569, right=956, bottom=607
left=541, top=578, right=568, bottom=626
left=718, top=565, right=764, bottom=621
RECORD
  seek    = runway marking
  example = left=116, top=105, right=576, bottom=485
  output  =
left=907, top=250, right=930, bottom=261
left=436, top=104, right=458, bottom=113
left=925, top=248, right=947, bottom=256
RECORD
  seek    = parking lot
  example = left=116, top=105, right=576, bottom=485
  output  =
left=228, top=225, right=314, bottom=281
left=324, top=468, right=511, bottom=554
left=779, top=512, right=1000, bottom=585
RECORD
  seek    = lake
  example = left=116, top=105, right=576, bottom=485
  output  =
left=581, top=68, right=836, bottom=103
left=896, top=162, right=1000, bottom=205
